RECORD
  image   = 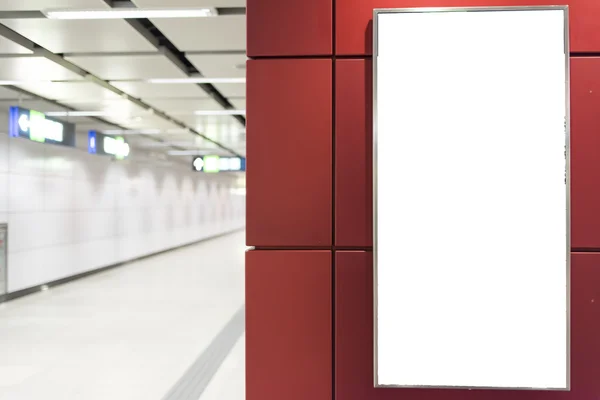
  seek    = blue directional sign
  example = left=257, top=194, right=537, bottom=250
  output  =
left=9, top=106, right=76, bottom=147
left=192, top=156, right=246, bottom=173
left=88, top=130, right=130, bottom=160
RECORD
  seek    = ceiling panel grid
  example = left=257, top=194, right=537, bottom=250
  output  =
left=65, top=55, right=188, bottom=80
left=212, top=82, right=245, bottom=98
left=187, top=54, right=247, bottom=78
left=111, top=81, right=210, bottom=99
left=149, top=16, right=246, bottom=52
left=229, top=98, right=245, bottom=110
left=0, top=57, right=83, bottom=81
left=0, top=36, right=32, bottom=54
left=0, top=0, right=247, bottom=158
left=144, top=97, right=222, bottom=113
left=16, top=82, right=120, bottom=101
left=0, top=86, right=33, bottom=100
left=0, top=0, right=107, bottom=10
left=0, top=19, right=155, bottom=53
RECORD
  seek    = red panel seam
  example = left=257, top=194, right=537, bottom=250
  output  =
left=248, top=54, right=333, bottom=60
left=570, top=52, right=600, bottom=57
left=252, top=247, right=587, bottom=252
left=248, top=55, right=370, bottom=60
left=331, top=0, right=336, bottom=398
left=253, top=246, right=332, bottom=251
left=251, top=247, right=371, bottom=251
left=572, top=248, right=600, bottom=253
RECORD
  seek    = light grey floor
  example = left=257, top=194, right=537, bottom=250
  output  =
left=0, top=231, right=246, bottom=400
left=200, top=333, right=245, bottom=400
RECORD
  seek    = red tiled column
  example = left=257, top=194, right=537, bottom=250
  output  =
left=246, top=58, right=333, bottom=247
left=246, top=1, right=334, bottom=400
left=246, top=251, right=332, bottom=400
left=570, top=57, right=600, bottom=249
left=247, top=1, right=600, bottom=399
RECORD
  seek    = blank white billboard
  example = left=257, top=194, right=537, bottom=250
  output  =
left=374, top=7, right=569, bottom=390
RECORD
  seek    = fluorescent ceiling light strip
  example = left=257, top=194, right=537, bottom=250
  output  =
left=165, top=128, right=192, bottom=134
left=146, top=78, right=246, bottom=84
left=194, top=110, right=246, bottom=116
left=0, top=80, right=53, bottom=85
left=189, top=147, right=229, bottom=151
left=43, top=8, right=216, bottom=20
left=167, top=150, right=204, bottom=156
left=103, top=129, right=161, bottom=135
left=46, top=111, right=107, bottom=117
left=143, top=141, right=196, bottom=147
left=162, top=111, right=195, bottom=116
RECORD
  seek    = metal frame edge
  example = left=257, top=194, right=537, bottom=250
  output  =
left=372, top=5, right=571, bottom=391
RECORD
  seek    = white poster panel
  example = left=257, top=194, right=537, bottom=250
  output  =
left=374, top=7, right=569, bottom=390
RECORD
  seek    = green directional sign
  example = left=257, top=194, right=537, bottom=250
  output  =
left=192, top=156, right=246, bottom=173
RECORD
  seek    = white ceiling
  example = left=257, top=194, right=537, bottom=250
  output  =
left=4, top=99, right=64, bottom=113
left=213, top=82, right=245, bottom=98
left=65, top=54, right=187, bottom=80
left=0, top=87, right=33, bottom=99
left=16, top=82, right=120, bottom=101
left=0, top=0, right=105, bottom=10
left=110, top=81, right=210, bottom=99
left=0, top=37, right=32, bottom=54
left=0, top=57, right=83, bottom=80
left=150, top=16, right=246, bottom=52
left=0, top=19, right=156, bottom=53
left=187, top=54, right=246, bottom=77
left=145, top=98, right=222, bottom=112
left=0, top=0, right=247, bottom=160
left=229, top=98, right=245, bottom=110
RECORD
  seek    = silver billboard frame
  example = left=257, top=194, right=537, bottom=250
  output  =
left=372, top=5, right=571, bottom=391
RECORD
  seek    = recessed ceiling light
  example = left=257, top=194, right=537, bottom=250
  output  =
left=46, top=111, right=107, bottom=117
left=43, top=7, right=217, bottom=20
left=146, top=77, right=245, bottom=84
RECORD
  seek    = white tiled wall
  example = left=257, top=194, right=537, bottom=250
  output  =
left=0, top=133, right=7, bottom=225
left=0, top=131, right=245, bottom=293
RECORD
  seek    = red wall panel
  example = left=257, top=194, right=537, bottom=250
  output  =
left=247, top=1, right=600, bottom=399
left=336, top=0, right=600, bottom=56
left=335, top=251, right=600, bottom=400
left=570, top=57, right=600, bottom=249
left=246, top=250, right=332, bottom=400
left=335, top=60, right=373, bottom=248
left=246, top=59, right=333, bottom=247
left=246, top=0, right=332, bottom=57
